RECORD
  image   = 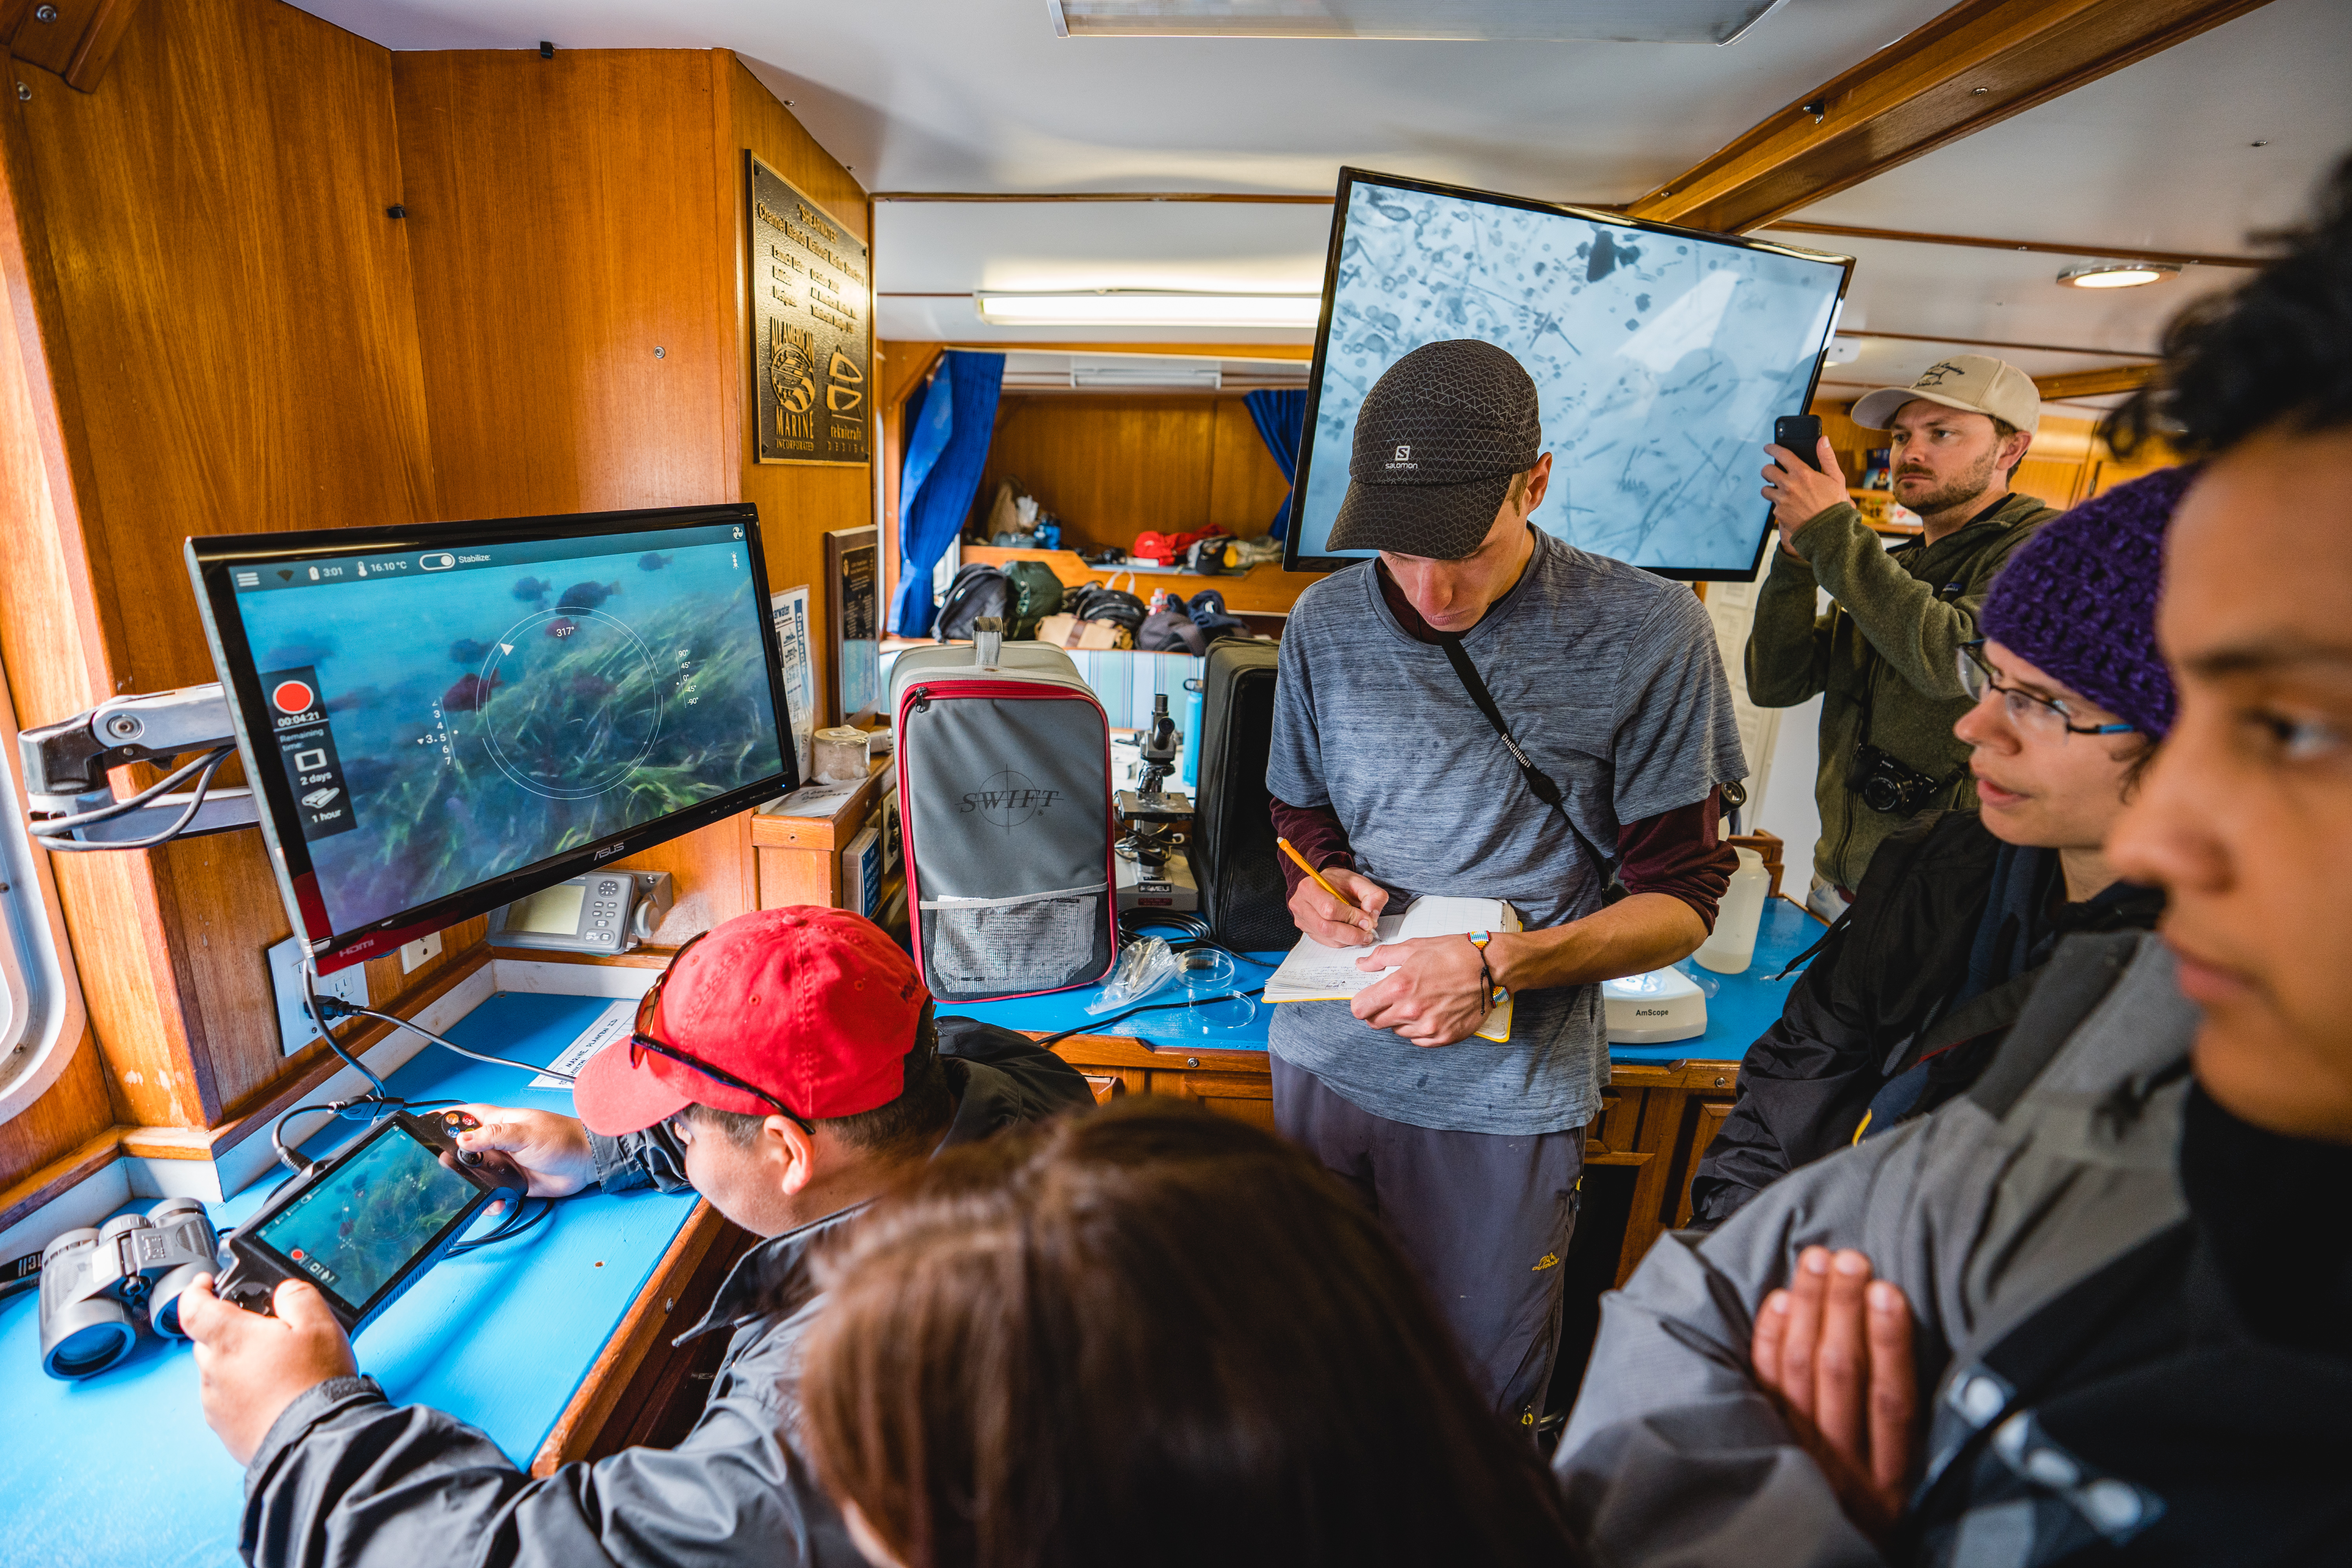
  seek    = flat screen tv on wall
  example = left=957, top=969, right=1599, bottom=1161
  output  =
left=1284, top=168, right=1853, bottom=581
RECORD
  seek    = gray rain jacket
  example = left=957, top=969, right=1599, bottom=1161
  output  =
left=1554, top=932, right=2196, bottom=1567
left=236, top=1018, right=1092, bottom=1568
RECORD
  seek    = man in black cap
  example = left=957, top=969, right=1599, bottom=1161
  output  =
left=1266, top=338, right=1746, bottom=1429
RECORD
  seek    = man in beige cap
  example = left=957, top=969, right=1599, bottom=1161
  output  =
left=1744, top=354, right=2058, bottom=913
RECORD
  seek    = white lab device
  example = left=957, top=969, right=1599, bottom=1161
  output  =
left=1602, top=965, right=1708, bottom=1045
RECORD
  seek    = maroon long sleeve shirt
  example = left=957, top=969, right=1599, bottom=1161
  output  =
left=1270, top=563, right=1737, bottom=929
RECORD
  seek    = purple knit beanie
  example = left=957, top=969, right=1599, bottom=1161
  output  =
left=1977, top=466, right=2192, bottom=738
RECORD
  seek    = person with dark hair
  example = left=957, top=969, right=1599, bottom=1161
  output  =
left=799, top=1099, right=1588, bottom=1568
left=176, top=907, right=1094, bottom=1568
left=1267, top=339, right=1744, bottom=1432
left=1748, top=357, right=2058, bottom=918
left=1688, top=469, right=2182, bottom=1229
left=1556, top=152, right=2352, bottom=1566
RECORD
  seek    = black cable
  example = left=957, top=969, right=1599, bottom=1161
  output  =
left=448, top=1197, right=554, bottom=1256
left=1034, top=986, right=1264, bottom=1049
left=315, top=995, right=571, bottom=1082
left=303, top=961, right=390, bottom=1101
left=34, top=747, right=234, bottom=851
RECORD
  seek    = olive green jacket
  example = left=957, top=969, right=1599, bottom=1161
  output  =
left=1745, top=492, right=2056, bottom=889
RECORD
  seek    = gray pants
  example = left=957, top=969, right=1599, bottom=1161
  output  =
left=1272, top=1053, right=1583, bottom=1430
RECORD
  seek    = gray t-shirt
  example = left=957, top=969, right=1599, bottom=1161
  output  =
left=1266, top=528, right=1745, bottom=1134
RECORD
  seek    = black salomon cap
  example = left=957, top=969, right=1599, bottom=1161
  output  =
left=1328, top=339, right=1542, bottom=560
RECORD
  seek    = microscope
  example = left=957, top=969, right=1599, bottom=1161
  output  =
left=1114, top=693, right=1196, bottom=913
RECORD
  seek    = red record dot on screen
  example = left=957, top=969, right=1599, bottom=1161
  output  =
left=272, top=680, right=315, bottom=714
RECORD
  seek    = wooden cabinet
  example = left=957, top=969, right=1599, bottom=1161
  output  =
left=1676, top=1097, right=1738, bottom=1230
left=1046, top=1030, right=1738, bottom=1286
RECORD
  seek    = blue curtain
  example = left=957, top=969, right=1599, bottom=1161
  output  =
left=1244, top=388, right=1307, bottom=540
left=891, top=350, right=1006, bottom=637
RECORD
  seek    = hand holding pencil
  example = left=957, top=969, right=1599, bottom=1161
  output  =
left=1279, top=837, right=1387, bottom=946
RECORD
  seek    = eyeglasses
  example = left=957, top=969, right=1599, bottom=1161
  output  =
left=632, top=930, right=816, bottom=1136
left=1957, top=641, right=2136, bottom=738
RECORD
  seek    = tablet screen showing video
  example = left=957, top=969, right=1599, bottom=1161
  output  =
left=250, top=1122, right=483, bottom=1314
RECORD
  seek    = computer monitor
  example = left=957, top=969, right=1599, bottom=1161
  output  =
left=188, top=504, right=798, bottom=972
left=1284, top=169, right=1853, bottom=581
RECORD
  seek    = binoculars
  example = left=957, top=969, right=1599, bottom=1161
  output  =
left=38, top=1196, right=221, bottom=1380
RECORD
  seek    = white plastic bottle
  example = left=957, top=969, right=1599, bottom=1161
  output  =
left=1695, top=847, right=1770, bottom=975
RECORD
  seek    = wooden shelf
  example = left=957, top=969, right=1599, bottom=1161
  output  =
left=962, top=544, right=1320, bottom=615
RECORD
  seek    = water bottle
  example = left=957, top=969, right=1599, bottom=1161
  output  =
left=1695, top=847, right=1770, bottom=975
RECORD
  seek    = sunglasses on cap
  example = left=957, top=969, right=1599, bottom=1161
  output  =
left=630, top=929, right=817, bottom=1136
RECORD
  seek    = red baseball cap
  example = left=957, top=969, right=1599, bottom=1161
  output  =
left=572, top=907, right=928, bottom=1137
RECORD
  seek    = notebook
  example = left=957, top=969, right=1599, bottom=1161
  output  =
left=1263, top=896, right=1520, bottom=1044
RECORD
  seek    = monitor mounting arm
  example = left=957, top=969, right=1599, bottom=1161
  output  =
left=20, top=684, right=258, bottom=849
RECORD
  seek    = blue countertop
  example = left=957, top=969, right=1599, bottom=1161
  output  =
left=953, top=896, right=1822, bottom=1067
left=0, top=990, right=701, bottom=1568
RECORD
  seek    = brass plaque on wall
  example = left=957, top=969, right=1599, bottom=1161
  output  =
left=750, top=154, right=871, bottom=467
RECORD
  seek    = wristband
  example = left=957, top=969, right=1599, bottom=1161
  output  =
left=1466, top=930, right=1503, bottom=1008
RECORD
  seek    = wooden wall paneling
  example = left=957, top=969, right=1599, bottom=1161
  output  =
left=0, top=58, right=116, bottom=1181
left=612, top=817, right=759, bottom=942
left=395, top=49, right=728, bottom=521
left=0, top=2, right=446, bottom=1144
left=720, top=52, right=872, bottom=724
left=31, top=0, right=436, bottom=694
left=979, top=394, right=1220, bottom=552
left=1206, top=396, right=1292, bottom=536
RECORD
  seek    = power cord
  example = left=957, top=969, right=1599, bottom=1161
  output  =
left=303, top=962, right=390, bottom=1101
left=33, top=746, right=236, bottom=852
left=304, top=969, right=570, bottom=1083
left=1034, top=987, right=1265, bottom=1049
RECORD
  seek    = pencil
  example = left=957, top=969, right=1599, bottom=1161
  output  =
left=1276, top=837, right=1357, bottom=911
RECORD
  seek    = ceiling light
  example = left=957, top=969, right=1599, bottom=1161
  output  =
left=1046, top=0, right=1790, bottom=45
left=2057, top=262, right=2180, bottom=290
left=975, top=291, right=1321, bottom=328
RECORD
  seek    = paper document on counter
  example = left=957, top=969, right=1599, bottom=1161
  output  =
left=530, top=997, right=635, bottom=1090
left=1264, top=896, right=1519, bottom=1044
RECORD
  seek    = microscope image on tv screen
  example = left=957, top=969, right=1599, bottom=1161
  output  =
left=1295, top=175, right=1849, bottom=576
left=227, top=523, right=784, bottom=935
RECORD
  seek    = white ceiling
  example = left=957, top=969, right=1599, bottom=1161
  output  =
left=302, top=0, right=2352, bottom=401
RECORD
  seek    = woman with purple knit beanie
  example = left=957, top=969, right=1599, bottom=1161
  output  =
left=1690, top=467, right=2190, bottom=1227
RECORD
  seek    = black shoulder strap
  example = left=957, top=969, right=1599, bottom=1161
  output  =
left=1435, top=633, right=1614, bottom=892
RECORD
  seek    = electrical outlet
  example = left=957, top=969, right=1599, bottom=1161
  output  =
left=400, top=931, right=443, bottom=973
left=268, top=935, right=369, bottom=1058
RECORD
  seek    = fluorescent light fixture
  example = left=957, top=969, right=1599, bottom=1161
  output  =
left=1073, top=365, right=1223, bottom=389
left=1046, top=0, right=1789, bottom=42
left=2057, top=262, right=2180, bottom=290
left=975, top=290, right=1321, bottom=328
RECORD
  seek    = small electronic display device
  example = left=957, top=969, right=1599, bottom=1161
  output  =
left=187, top=505, right=799, bottom=972
left=214, top=1111, right=517, bottom=1332
left=1285, top=169, right=1853, bottom=580
left=488, top=870, right=674, bottom=954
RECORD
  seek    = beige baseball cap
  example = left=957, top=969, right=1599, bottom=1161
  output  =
left=1852, top=354, right=2041, bottom=435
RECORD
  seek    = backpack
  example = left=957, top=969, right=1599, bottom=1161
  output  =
left=935, top=564, right=1013, bottom=642
left=999, top=560, right=1066, bottom=640
left=1190, top=638, right=1294, bottom=951
left=890, top=641, right=1117, bottom=1000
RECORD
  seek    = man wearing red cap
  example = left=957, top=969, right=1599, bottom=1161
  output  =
left=177, top=907, right=1092, bottom=1568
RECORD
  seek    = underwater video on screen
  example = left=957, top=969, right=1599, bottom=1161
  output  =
left=1295, top=174, right=1849, bottom=576
left=253, top=1125, right=476, bottom=1308
left=226, top=522, right=784, bottom=935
